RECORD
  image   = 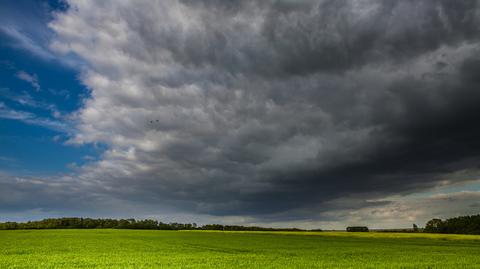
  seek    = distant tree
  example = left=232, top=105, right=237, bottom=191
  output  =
left=413, top=224, right=418, bottom=232
left=424, top=219, right=443, bottom=233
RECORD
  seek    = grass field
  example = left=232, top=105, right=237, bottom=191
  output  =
left=1, top=229, right=480, bottom=268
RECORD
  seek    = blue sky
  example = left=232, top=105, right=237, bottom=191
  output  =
left=0, top=0, right=101, bottom=175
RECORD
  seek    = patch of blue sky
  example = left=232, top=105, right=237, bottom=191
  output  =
left=0, top=0, right=103, bottom=175
left=0, top=120, right=105, bottom=176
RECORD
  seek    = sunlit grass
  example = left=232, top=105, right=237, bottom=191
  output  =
left=1, top=229, right=479, bottom=268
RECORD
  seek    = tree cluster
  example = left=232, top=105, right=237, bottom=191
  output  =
left=0, top=218, right=315, bottom=232
left=0, top=218, right=196, bottom=230
left=424, top=214, right=480, bottom=235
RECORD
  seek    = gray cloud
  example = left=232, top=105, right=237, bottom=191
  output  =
left=8, top=0, right=476, bottom=224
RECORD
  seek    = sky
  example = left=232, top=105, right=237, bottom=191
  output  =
left=1, top=0, right=480, bottom=229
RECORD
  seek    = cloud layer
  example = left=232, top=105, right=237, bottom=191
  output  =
left=5, top=0, right=479, bottom=225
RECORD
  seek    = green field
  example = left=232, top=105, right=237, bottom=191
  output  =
left=1, top=230, right=480, bottom=268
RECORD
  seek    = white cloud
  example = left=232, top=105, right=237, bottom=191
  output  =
left=0, top=102, right=69, bottom=132
left=0, top=87, right=64, bottom=119
left=15, top=71, right=40, bottom=91
left=0, top=26, right=55, bottom=61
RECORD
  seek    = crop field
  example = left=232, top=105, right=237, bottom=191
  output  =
left=1, top=230, right=480, bottom=268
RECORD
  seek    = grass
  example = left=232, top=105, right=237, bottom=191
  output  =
left=1, top=229, right=480, bottom=268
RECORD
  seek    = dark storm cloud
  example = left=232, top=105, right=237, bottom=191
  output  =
left=22, top=0, right=480, bottom=222
left=127, top=0, right=480, bottom=78
left=224, top=54, right=480, bottom=216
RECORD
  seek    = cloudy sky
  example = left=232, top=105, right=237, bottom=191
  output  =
left=1, top=0, right=480, bottom=229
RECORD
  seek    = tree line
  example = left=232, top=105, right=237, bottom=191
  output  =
left=3, top=214, right=478, bottom=234
left=201, top=224, right=306, bottom=231
left=424, top=214, right=480, bottom=235
left=0, top=218, right=312, bottom=231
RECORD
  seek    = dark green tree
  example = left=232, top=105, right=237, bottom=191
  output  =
left=424, top=219, right=443, bottom=233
